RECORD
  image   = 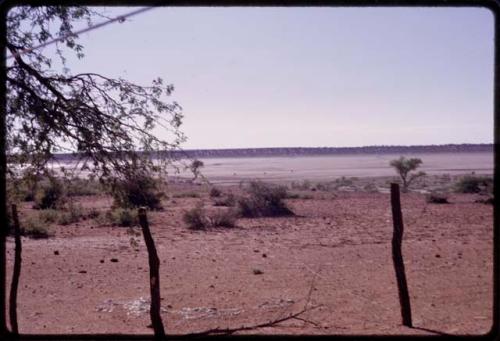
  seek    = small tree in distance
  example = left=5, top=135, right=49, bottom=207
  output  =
left=190, top=159, right=204, bottom=182
left=390, top=156, right=426, bottom=192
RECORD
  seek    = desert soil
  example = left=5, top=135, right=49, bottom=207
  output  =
left=5, top=179, right=494, bottom=336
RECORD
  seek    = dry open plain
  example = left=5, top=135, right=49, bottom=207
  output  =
left=5, top=171, right=494, bottom=337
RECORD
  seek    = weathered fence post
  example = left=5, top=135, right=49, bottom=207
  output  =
left=390, top=183, right=413, bottom=327
left=9, top=204, right=22, bottom=335
left=137, top=207, right=166, bottom=339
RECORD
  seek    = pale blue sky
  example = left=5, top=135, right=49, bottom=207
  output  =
left=50, top=7, right=494, bottom=149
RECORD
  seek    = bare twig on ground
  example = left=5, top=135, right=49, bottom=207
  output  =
left=303, top=264, right=321, bottom=310
left=292, top=316, right=322, bottom=327
left=178, top=304, right=323, bottom=337
left=178, top=266, right=323, bottom=337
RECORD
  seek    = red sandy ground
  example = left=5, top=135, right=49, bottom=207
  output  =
left=5, top=187, right=494, bottom=336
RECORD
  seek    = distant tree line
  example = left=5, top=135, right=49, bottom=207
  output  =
left=46, top=143, right=493, bottom=162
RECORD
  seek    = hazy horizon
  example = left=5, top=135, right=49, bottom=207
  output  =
left=46, top=142, right=493, bottom=156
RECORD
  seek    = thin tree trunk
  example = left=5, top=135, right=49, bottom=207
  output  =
left=9, top=204, right=22, bottom=335
left=138, top=208, right=165, bottom=339
left=390, top=183, right=413, bottom=327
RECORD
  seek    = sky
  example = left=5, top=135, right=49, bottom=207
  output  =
left=41, top=7, right=495, bottom=149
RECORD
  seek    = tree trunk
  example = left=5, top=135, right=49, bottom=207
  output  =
left=9, top=204, right=22, bottom=335
left=138, top=208, right=166, bottom=339
left=390, top=183, right=413, bottom=327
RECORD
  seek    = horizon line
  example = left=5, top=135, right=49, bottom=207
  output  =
left=178, top=143, right=494, bottom=151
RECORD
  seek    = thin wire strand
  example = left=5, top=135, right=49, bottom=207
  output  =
left=7, top=6, right=155, bottom=59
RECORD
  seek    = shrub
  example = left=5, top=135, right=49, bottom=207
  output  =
left=363, top=183, right=379, bottom=193
left=12, top=171, right=42, bottom=202
left=110, top=174, right=163, bottom=210
left=183, top=203, right=238, bottom=230
left=290, top=180, right=311, bottom=191
left=209, top=187, right=222, bottom=198
left=455, top=175, right=493, bottom=194
left=105, top=208, right=137, bottom=227
left=213, top=193, right=236, bottom=207
left=237, top=181, right=293, bottom=218
left=475, top=196, right=494, bottom=205
left=173, top=191, right=200, bottom=198
left=33, top=179, right=64, bottom=209
left=286, top=192, right=301, bottom=199
left=87, top=208, right=101, bottom=219
left=210, top=209, right=237, bottom=228
left=183, top=203, right=210, bottom=230
left=57, top=204, right=85, bottom=225
left=316, top=181, right=335, bottom=191
left=38, top=209, right=60, bottom=223
left=12, top=182, right=36, bottom=202
left=335, top=177, right=353, bottom=187
left=426, top=193, right=449, bottom=204
left=21, top=218, right=52, bottom=239
left=66, top=178, right=102, bottom=197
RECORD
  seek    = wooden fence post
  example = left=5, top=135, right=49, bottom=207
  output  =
left=138, top=207, right=166, bottom=339
left=390, top=183, right=413, bottom=327
left=9, top=204, right=22, bottom=335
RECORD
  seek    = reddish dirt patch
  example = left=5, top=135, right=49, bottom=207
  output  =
left=5, top=188, right=493, bottom=336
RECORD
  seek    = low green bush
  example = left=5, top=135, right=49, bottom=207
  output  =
left=183, top=203, right=210, bottom=230
left=66, top=178, right=102, bottom=197
left=210, top=209, right=237, bottom=228
left=183, top=204, right=238, bottom=230
left=475, top=196, right=494, bottom=205
left=335, top=176, right=353, bottom=187
left=57, top=205, right=85, bottom=225
left=86, top=208, right=101, bottom=220
left=209, top=187, right=222, bottom=198
left=286, top=192, right=301, bottom=199
left=104, top=208, right=137, bottom=227
left=314, top=182, right=334, bottom=191
left=12, top=172, right=42, bottom=202
left=455, top=175, right=493, bottom=194
left=33, top=179, right=64, bottom=209
left=213, top=193, right=236, bottom=207
left=237, top=181, right=293, bottom=218
left=173, top=191, right=200, bottom=199
left=426, top=193, right=449, bottom=204
left=38, top=209, right=60, bottom=223
left=110, top=174, right=164, bottom=210
left=21, top=218, right=52, bottom=239
left=290, top=180, right=312, bottom=191
left=363, top=183, right=379, bottom=193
